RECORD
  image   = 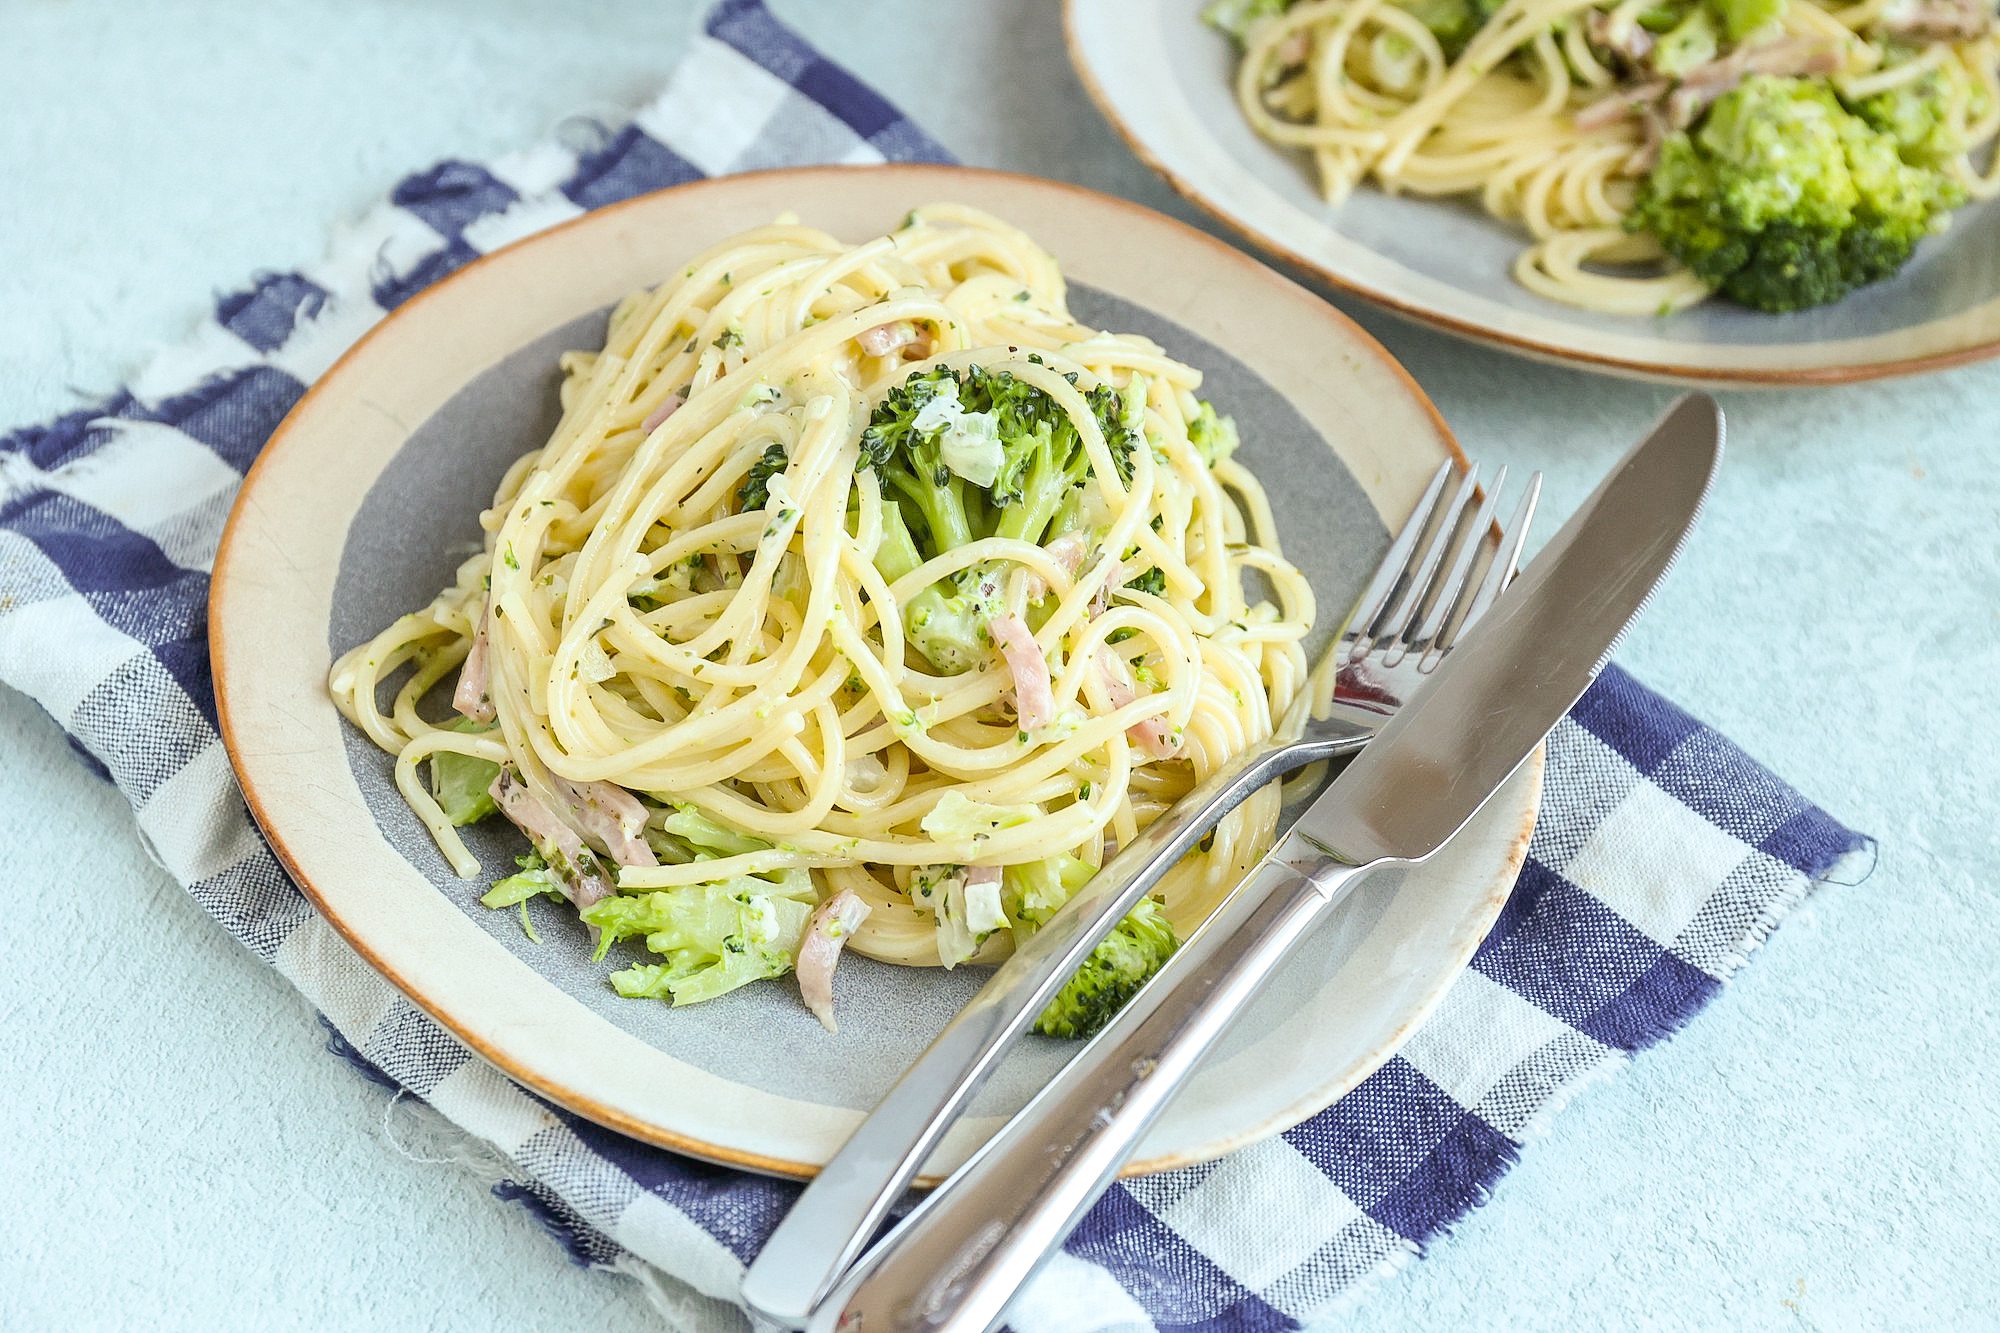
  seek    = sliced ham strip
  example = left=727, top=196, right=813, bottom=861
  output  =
left=453, top=602, right=496, bottom=723
left=1581, top=40, right=1839, bottom=138
left=1667, top=39, right=1840, bottom=126
left=1023, top=532, right=1090, bottom=601
left=989, top=613, right=1055, bottom=732
left=550, top=775, right=658, bottom=868
left=1881, top=0, right=1991, bottom=39
left=1047, top=532, right=1090, bottom=577
left=490, top=768, right=617, bottom=917
left=640, top=392, right=684, bottom=434
left=1587, top=10, right=1656, bottom=62
left=1575, top=81, right=1668, bottom=131
left=796, top=889, right=872, bottom=1032
left=1095, top=647, right=1182, bottom=760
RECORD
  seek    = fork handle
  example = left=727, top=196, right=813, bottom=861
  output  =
left=740, top=725, right=1368, bottom=1326
left=809, top=847, right=1378, bottom=1333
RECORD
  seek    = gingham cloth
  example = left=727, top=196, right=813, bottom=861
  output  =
left=0, top=3, right=1868, bottom=1328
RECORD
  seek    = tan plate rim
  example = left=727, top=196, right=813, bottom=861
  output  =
left=1061, top=0, right=2000, bottom=388
left=211, top=162, right=1538, bottom=1180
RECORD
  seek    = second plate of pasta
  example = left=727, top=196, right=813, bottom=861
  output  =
left=1067, top=0, right=2000, bottom=384
left=213, top=165, right=1539, bottom=1179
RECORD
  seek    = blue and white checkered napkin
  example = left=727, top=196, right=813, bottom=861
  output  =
left=0, top=2, right=1868, bottom=1328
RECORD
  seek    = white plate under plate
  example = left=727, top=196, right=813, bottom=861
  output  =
left=211, top=164, right=1539, bottom=1180
left=1066, top=0, right=2000, bottom=386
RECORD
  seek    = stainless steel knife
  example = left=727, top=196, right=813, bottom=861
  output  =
left=802, top=393, right=1724, bottom=1333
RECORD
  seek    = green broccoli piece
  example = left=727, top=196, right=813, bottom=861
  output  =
left=1033, top=898, right=1179, bottom=1040
left=859, top=370, right=978, bottom=555
left=1124, top=565, right=1167, bottom=598
left=658, top=803, right=773, bottom=858
left=1201, top=0, right=1294, bottom=43
left=1629, top=76, right=1964, bottom=313
left=1850, top=64, right=1985, bottom=167
left=1635, top=1, right=1691, bottom=31
left=991, top=377, right=1125, bottom=544
left=430, top=718, right=499, bottom=825
left=479, top=852, right=569, bottom=942
left=1387, top=0, right=1506, bottom=57
left=1187, top=400, right=1239, bottom=468
left=1707, top=0, right=1785, bottom=39
left=1208, top=0, right=1518, bottom=60
left=480, top=853, right=567, bottom=909
left=1650, top=7, right=1718, bottom=79
left=859, top=364, right=1137, bottom=673
left=1005, top=854, right=1098, bottom=927
left=872, top=500, right=925, bottom=584
left=583, top=878, right=814, bottom=1006
left=902, top=565, right=1007, bottom=675
left=737, top=443, right=789, bottom=511
left=869, top=498, right=1006, bottom=673
left=862, top=365, right=1135, bottom=555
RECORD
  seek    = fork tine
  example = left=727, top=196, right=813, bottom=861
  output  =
left=1344, top=460, right=1451, bottom=659
left=1450, top=470, right=1541, bottom=642
left=1410, top=464, right=1509, bottom=656
left=1376, top=462, right=1481, bottom=666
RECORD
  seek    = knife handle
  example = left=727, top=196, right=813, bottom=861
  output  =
left=742, top=727, right=1367, bottom=1327
left=810, top=847, right=1376, bottom=1333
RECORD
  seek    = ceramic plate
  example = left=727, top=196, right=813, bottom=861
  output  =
left=211, top=164, right=1539, bottom=1180
left=1066, top=0, right=2000, bottom=386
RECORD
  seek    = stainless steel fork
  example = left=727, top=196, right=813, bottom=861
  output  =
left=1323, top=459, right=1542, bottom=735
left=740, top=459, right=1542, bottom=1329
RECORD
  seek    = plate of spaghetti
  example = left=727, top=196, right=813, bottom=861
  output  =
left=1067, top=0, right=2000, bottom=383
left=212, top=166, right=1539, bottom=1178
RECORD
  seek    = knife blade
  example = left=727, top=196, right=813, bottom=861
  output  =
left=1292, top=391, right=1721, bottom=868
left=804, top=393, right=1723, bottom=1333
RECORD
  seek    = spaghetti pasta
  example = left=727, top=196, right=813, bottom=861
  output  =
left=329, top=206, right=1314, bottom=1022
left=1214, top=0, right=1999, bottom=313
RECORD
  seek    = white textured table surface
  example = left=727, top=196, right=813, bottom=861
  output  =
left=4, top=2, right=1996, bottom=1329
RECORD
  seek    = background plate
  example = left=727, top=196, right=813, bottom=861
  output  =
left=212, top=164, right=1540, bottom=1179
left=1066, top=0, right=2000, bottom=386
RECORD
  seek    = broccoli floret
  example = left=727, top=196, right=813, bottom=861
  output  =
left=859, top=370, right=978, bottom=554
left=1629, top=76, right=1963, bottom=313
left=872, top=499, right=925, bottom=584
left=1187, top=400, right=1239, bottom=468
left=1201, top=0, right=1294, bottom=43
left=1391, top=0, right=1507, bottom=56
left=430, top=718, right=499, bottom=825
left=863, top=365, right=1135, bottom=554
left=1707, top=0, right=1785, bottom=39
left=1650, top=7, right=1718, bottom=78
left=860, top=364, right=1136, bottom=672
left=1005, top=854, right=1098, bottom=927
left=903, top=565, right=1008, bottom=674
left=1850, top=63, right=1986, bottom=167
left=737, top=443, right=789, bottom=511
left=871, top=499, right=1005, bottom=674
left=1626, top=0, right=1783, bottom=47
left=1034, top=898, right=1178, bottom=1039
left=1634, top=1, right=1690, bottom=31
